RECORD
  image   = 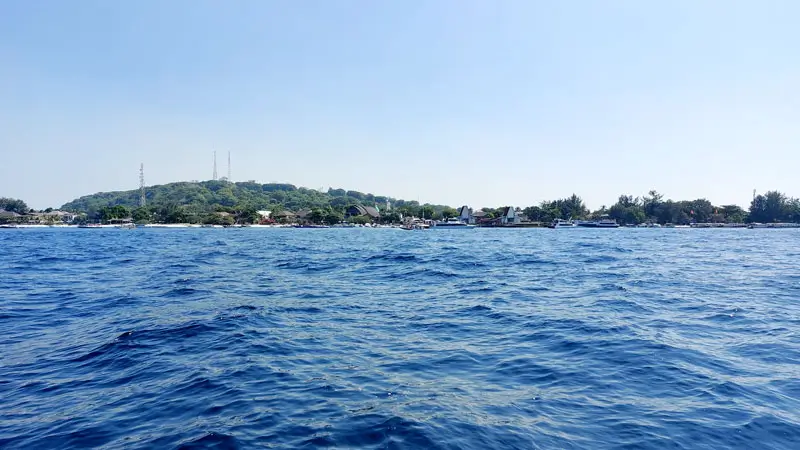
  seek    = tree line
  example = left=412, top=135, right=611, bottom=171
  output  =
left=0, top=197, right=30, bottom=215
left=522, top=190, right=798, bottom=225
left=4, top=184, right=800, bottom=225
left=55, top=181, right=454, bottom=224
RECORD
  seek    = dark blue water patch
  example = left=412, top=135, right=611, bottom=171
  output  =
left=177, top=432, right=240, bottom=449
left=160, top=287, right=213, bottom=298
left=592, top=298, right=652, bottom=313
left=583, top=255, right=620, bottom=263
left=2, top=228, right=800, bottom=449
left=492, top=356, right=560, bottom=385
left=365, top=253, right=419, bottom=263
left=460, top=304, right=492, bottom=313
left=517, top=256, right=554, bottom=265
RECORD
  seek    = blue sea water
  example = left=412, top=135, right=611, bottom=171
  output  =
left=1, top=228, right=799, bottom=449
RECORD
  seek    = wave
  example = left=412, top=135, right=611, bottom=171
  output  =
left=3, top=228, right=800, bottom=448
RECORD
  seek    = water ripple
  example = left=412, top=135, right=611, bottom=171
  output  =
left=1, top=228, right=799, bottom=449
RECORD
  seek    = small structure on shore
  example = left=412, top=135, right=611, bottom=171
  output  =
left=345, top=205, right=380, bottom=221
left=272, top=211, right=297, bottom=223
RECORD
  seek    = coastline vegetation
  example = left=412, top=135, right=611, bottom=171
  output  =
left=2, top=183, right=800, bottom=226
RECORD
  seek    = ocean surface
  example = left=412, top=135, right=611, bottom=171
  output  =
left=1, top=228, right=799, bottom=449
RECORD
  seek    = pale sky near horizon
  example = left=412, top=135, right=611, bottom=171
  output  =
left=1, top=1, right=798, bottom=210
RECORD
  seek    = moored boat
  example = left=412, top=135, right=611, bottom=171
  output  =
left=550, top=219, right=575, bottom=228
left=748, top=222, right=800, bottom=229
left=429, top=218, right=474, bottom=229
left=576, top=218, right=620, bottom=228
left=401, top=219, right=430, bottom=231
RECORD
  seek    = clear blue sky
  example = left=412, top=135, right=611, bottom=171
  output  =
left=1, top=0, right=797, bottom=210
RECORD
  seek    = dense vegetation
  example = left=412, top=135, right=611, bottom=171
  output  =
left=4, top=182, right=799, bottom=225
left=524, top=190, right=799, bottom=225
left=0, top=197, right=30, bottom=214
left=59, top=181, right=454, bottom=224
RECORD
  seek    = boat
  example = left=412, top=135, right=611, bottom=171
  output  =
left=429, top=218, right=475, bottom=229
left=401, top=219, right=430, bottom=231
left=0, top=224, right=19, bottom=229
left=549, top=219, right=575, bottom=228
left=78, top=223, right=103, bottom=228
left=596, top=218, right=620, bottom=228
left=637, top=222, right=661, bottom=228
left=748, top=223, right=800, bottom=229
left=577, top=218, right=620, bottom=228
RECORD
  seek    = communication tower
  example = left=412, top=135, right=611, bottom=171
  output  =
left=227, top=151, right=231, bottom=182
left=213, top=151, right=218, bottom=181
left=139, top=163, right=146, bottom=207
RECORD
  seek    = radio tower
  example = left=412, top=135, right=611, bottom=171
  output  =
left=227, top=151, right=231, bottom=182
left=139, top=163, right=146, bottom=207
left=212, top=151, right=218, bottom=181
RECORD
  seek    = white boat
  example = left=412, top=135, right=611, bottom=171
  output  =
left=550, top=219, right=575, bottom=228
left=597, top=219, right=620, bottom=228
left=748, top=223, right=800, bottom=229
left=401, top=219, right=430, bottom=231
left=577, top=218, right=620, bottom=228
left=637, top=223, right=661, bottom=228
left=429, top=218, right=475, bottom=229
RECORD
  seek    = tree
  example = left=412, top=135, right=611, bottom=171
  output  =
left=132, top=207, right=152, bottom=224
left=720, top=205, right=746, bottom=224
left=324, top=210, right=343, bottom=225
left=0, top=197, right=29, bottom=215
left=155, top=203, right=186, bottom=224
left=349, top=216, right=371, bottom=225
left=346, top=190, right=365, bottom=200
left=420, top=205, right=435, bottom=219
left=643, top=190, right=664, bottom=219
left=784, top=198, right=800, bottom=223
left=607, top=194, right=645, bottom=225
left=307, top=209, right=327, bottom=224
left=560, top=194, right=588, bottom=219
left=441, top=207, right=458, bottom=219
left=748, top=191, right=800, bottom=223
left=99, top=205, right=130, bottom=223
left=379, top=211, right=401, bottom=224
left=522, top=206, right=546, bottom=222
left=232, top=203, right=258, bottom=224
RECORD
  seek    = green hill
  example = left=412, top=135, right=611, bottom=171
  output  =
left=60, top=180, right=454, bottom=224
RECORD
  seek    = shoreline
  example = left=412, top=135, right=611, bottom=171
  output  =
left=3, top=223, right=800, bottom=230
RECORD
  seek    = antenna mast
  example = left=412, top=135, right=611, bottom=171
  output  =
left=139, top=163, right=146, bottom=207
left=213, top=151, right=218, bottom=181
left=227, top=151, right=231, bottom=182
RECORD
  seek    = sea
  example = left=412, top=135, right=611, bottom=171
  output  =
left=1, top=228, right=798, bottom=449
